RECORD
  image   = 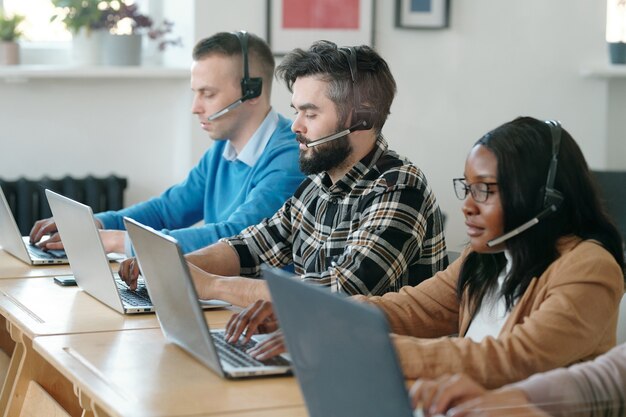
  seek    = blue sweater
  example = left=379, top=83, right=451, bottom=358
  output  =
left=95, top=114, right=303, bottom=253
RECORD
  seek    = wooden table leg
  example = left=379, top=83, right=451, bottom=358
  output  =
left=75, top=386, right=111, bottom=417
left=0, top=316, right=15, bottom=356
left=3, top=326, right=82, bottom=417
left=0, top=321, right=24, bottom=416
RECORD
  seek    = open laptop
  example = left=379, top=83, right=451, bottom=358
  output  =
left=124, top=216, right=291, bottom=379
left=45, top=189, right=154, bottom=314
left=265, top=267, right=415, bottom=417
left=0, top=186, right=68, bottom=265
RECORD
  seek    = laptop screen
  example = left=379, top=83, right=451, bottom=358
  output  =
left=265, top=267, right=414, bottom=417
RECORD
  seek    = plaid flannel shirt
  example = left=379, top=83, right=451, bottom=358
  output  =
left=224, top=136, right=448, bottom=295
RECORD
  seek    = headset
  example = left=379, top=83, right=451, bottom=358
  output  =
left=207, top=30, right=263, bottom=121
left=305, top=47, right=375, bottom=148
left=487, top=120, right=564, bottom=247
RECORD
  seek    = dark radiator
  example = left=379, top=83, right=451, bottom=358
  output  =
left=0, top=175, right=127, bottom=235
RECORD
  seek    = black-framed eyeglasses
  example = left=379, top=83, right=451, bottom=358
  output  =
left=453, top=178, right=498, bottom=203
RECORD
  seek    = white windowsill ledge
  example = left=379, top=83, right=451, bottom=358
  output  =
left=580, top=64, right=626, bottom=78
left=0, top=65, right=189, bottom=82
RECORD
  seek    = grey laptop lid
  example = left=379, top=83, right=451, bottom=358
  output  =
left=265, top=267, right=414, bottom=417
left=124, top=217, right=290, bottom=379
left=45, top=189, right=153, bottom=314
left=0, top=186, right=68, bottom=265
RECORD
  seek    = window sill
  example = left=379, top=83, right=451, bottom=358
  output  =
left=0, top=65, right=189, bottom=82
left=580, top=64, right=626, bottom=78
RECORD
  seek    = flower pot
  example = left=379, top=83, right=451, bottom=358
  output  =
left=608, top=42, right=626, bottom=64
left=0, top=41, right=19, bottom=65
left=72, top=28, right=106, bottom=66
left=103, top=33, right=142, bottom=66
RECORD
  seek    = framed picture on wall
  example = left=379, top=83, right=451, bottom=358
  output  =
left=395, top=0, right=449, bottom=29
left=267, top=0, right=375, bottom=55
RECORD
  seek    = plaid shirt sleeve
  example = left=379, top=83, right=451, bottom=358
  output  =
left=223, top=194, right=297, bottom=277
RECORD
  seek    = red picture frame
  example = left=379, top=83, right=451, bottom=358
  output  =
left=267, top=0, right=375, bottom=55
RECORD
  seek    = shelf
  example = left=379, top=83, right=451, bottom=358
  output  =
left=580, top=64, right=626, bottom=78
left=0, top=65, right=189, bottom=82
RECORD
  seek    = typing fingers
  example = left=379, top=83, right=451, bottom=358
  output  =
left=409, top=379, right=441, bottom=416
left=225, top=300, right=273, bottom=344
left=246, top=330, right=285, bottom=360
left=39, top=232, right=64, bottom=250
left=118, top=258, right=139, bottom=290
left=30, top=218, right=58, bottom=244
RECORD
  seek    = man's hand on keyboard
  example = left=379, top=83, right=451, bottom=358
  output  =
left=245, top=330, right=286, bottom=361
left=31, top=217, right=104, bottom=250
left=224, top=300, right=279, bottom=344
left=29, top=217, right=60, bottom=247
left=119, top=257, right=141, bottom=290
left=36, top=232, right=63, bottom=250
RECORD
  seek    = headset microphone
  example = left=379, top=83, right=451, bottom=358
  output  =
left=487, top=204, right=559, bottom=247
left=207, top=99, right=245, bottom=121
left=207, top=31, right=263, bottom=122
left=304, top=120, right=368, bottom=148
left=486, top=120, right=564, bottom=248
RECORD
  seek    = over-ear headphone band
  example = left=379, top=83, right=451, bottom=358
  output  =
left=234, top=30, right=262, bottom=100
left=543, top=120, right=563, bottom=208
left=237, top=31, right=250, bottom=81
left=340, top=47, right=373, bottom=131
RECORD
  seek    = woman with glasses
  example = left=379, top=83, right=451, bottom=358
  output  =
left=349, top=116, right=625, bottom=387
left=225, top=116, right=624, bottom=392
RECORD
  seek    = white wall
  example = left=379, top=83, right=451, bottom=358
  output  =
left=0, top=0, right=620, bottom=250
left=0, top=76, right=192, bottom=206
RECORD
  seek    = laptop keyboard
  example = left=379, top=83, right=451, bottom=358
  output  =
left=116, top=281, right=152, bottom=306
left=27, top=244, right=66, bottom=259
left=212, top=332, right=290, bottom=368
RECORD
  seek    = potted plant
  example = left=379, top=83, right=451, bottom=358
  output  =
left=101, top=1, right=182, bottom=66
left=607, top=0, right=626, bottom=64
left=50, top=0, right=113, bottom=65
left=0, top=10, right=24, bottom=65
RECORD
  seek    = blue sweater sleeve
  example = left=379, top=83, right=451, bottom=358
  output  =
left=95, top=149, right=209, bottom=231
left=96, top=115, right=303, bottom=254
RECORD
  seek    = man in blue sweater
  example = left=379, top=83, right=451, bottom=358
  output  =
left=29, top=31, right=303, bottom=254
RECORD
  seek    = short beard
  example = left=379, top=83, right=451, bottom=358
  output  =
left=298, top=131, right=352, bottom=175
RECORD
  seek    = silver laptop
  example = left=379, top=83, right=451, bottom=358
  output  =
left=124, top=216, right=291, bottom=379
left=0, top=186, right=68, bottom=265
left=266, top=267, right=415, bottom=417
left=45, top=189, right=154, bottom=314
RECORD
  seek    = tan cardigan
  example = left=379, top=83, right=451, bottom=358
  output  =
left=356, top=236, right=624, bottom=388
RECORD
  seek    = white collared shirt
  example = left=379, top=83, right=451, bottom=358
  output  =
left=222, top=109, right=280, bottom=167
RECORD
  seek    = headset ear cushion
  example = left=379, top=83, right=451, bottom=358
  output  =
left=536, top=186, right=564, bottom=212
left=241, top=77, right=262, bottom=100
left=352, top=109, right=374, bottom=131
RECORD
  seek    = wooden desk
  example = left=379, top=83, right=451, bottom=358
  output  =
left=0, top=250, right=72, bottom=279
left=34, top=328, right=306, bottom=417
left=0, top=277, right=234, bottom=416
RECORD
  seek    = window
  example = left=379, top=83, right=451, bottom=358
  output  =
left=1, top=0, right=152, bottom=43
left=2, top=0, right=70, bottom=42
